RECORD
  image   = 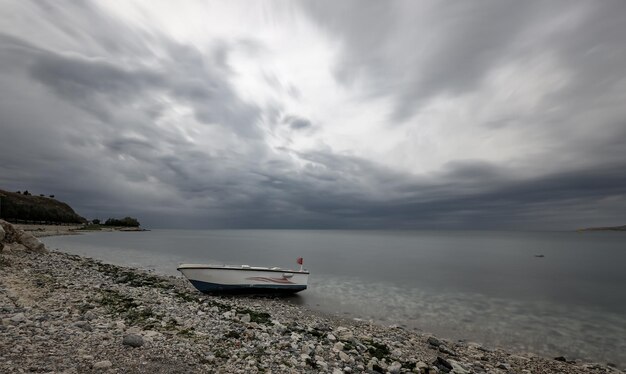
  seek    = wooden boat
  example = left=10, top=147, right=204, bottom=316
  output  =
left=177, top=258, right=308, bottom=294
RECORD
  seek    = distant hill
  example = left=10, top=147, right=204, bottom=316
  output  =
left=577, top=225, right=626, bottom=232
left=0, top=188, right=86, bottom=224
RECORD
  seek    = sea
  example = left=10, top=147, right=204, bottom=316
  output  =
left=41, top=229, right=626, bottom=367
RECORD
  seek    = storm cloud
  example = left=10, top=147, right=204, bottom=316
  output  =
left=1, top=0, right=625, bottom=229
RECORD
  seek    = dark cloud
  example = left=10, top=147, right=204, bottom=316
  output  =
left=283, top=115, right=312, bottom=130
left=300, top=1, right=626, bottom=123
left=24, top=38, right=260, bottom=137
left=0, top=1, right=624, bottom=229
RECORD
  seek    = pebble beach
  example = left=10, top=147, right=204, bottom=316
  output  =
left=1, top=221, right=623, bottom=373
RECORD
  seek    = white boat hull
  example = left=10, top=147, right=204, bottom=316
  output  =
left=177, top=264, right=309, bottom=294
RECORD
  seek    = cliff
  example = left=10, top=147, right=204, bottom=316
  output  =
left=0, top=188, right=86, bottom=224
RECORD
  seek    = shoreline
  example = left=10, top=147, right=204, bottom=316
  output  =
left=12, top=223, right=83, bottom=238
left=1, top=244, right=623, bottom=373
left=12, top=223, right=148, bottom=238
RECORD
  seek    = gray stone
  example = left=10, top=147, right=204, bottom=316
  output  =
left=8, top=243, right=27, bottom=252
left=10, top=313, right=26, bottom=323
left=435, top=356, right=453, bottom=371
left=240, top=313, right=251, bottom=323
left=0, top=223, right=5, bottom=242
left=335, top=327, right=353, bottom=341
left=427, top=336, right=442, bottom=347
left=339, top=351, right=350, bottom=362
left=388, top=361, right=402, bottom=373
left=93, top=360, right=113, bottom=369
left=449, top=359, right=469, bottom=374
left=416, top=361, right=429, bottom=370
left=496, top=362, right=511, bottom=370
left=122, top=333, right=144, bottom=347
left=73, top=321, right=92, bottom=331
left=439, top=344, right=456, bottom=356
left=17, top=231, right=46, bottom=252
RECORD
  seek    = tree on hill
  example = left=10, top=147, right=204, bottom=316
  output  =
left=104, top=217, right=140, bottom=227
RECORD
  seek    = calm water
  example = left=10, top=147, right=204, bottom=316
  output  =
left=42, top=230, right=626, bottom=367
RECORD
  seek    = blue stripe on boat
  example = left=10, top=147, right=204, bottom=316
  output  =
left=189, top=279, right=307, bottom=294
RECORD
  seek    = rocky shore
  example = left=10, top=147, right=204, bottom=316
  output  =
left=11, top=223, right=148, bottom=238
left=1, top=221, right=623, bottom=373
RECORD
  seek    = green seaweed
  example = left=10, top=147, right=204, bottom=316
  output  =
left=98, top=289, right=161, bottom=327
left=173, top=290, right=201, bottom=303
left=236, top=308, right=271, bottom=324
left=177, top=327, right=195, bottom=337
left=94, top=262, right=174, bottom=290
left=343, top=341, right=355, bottom=351
left=223, top=330, right=241, bottom=339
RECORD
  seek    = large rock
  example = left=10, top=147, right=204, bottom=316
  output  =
left=17, top=231, right=46, bottom=252
left=0, top=220, right=16, bottom=242
left=0, top=220, right=46, bottom=252
left=4, top=243, right=27, bottom=252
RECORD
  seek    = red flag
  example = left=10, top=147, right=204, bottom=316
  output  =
left=297, top=257, right=303, bottom=265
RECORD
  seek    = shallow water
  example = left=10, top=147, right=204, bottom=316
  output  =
left=42, top=229, right=626, bottom=367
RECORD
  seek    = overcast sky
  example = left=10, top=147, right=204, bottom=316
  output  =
left=1, top=1, right=625, bottom=229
